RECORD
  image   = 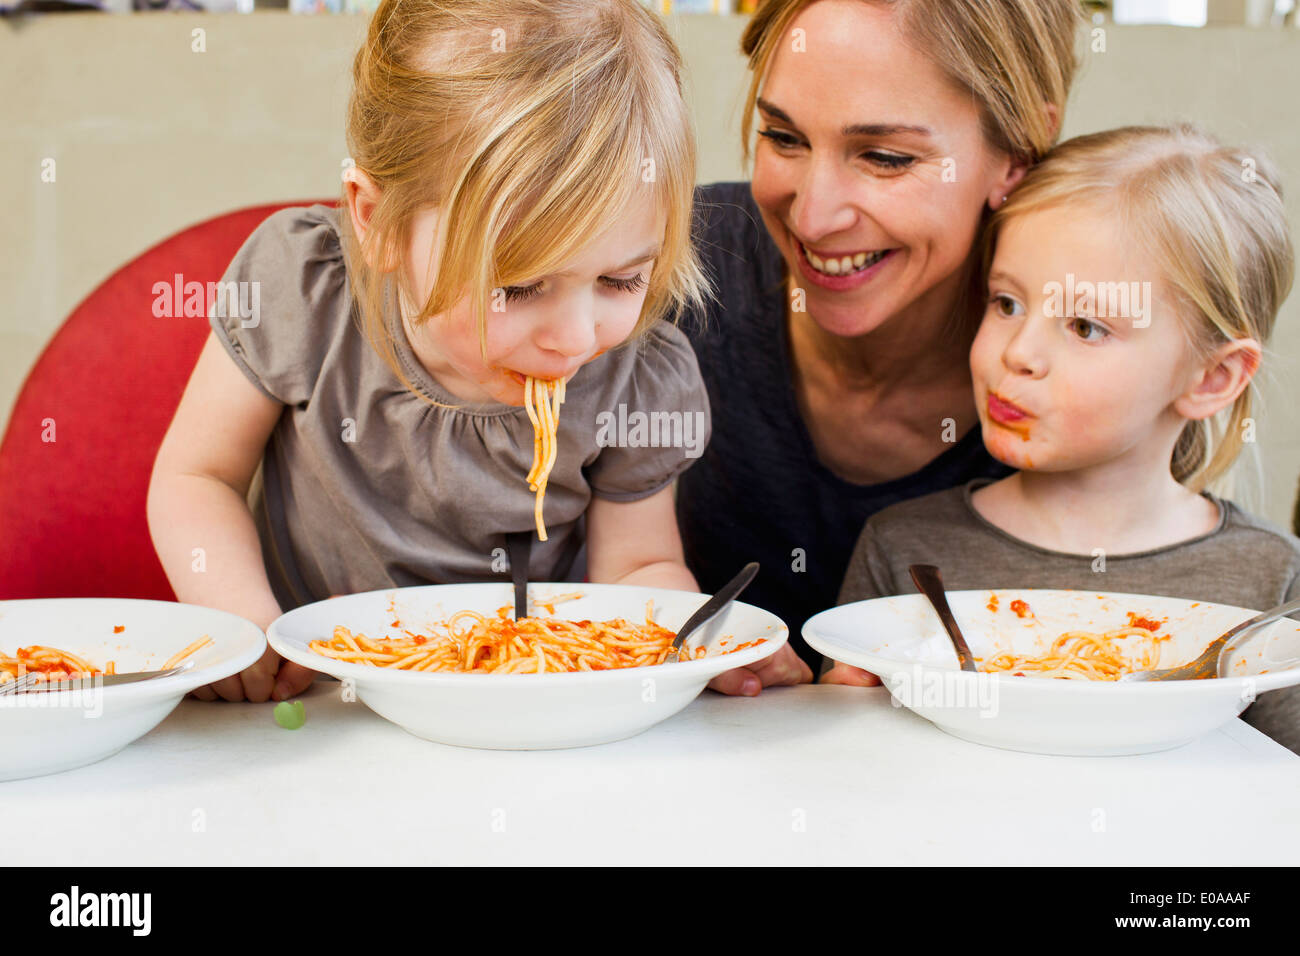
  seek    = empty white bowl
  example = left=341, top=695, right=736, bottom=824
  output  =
left=0, top=598, right=266, bottom=780
left=268, top=583, right=788, bottom=749
left=804, top=589, right=1300, bottom=756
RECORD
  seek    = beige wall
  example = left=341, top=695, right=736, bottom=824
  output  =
left=3, top=13, right=1298, bottom=523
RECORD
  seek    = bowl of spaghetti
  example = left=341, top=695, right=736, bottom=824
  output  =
left=803, top=589, right=1300, bottom=756
left=267, top=583, right=788, bottom=749
left=0, top=598, right=266, bottom=780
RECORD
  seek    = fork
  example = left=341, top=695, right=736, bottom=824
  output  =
left=664, top=562, right=760, bottom=664
left=1120, top=596, right=1300, bottom=682
left=0, top=673, right=41, bottom=697
left=909, top=564, right=979, bottom=672
left=0, top=662, right=194, bottom=695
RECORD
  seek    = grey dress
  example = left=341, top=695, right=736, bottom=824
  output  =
left=209, top=204, right=710, bottom=610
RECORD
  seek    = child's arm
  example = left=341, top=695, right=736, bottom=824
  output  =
left=820, top=518, right=891, bottom=687
left=586, top=487, right=813, bottom=695
left=147, top=333, right=317, bottom=703
left=585, top=485, right=697, bottom=590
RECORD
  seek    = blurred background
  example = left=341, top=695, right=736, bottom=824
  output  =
left=2, top=2, right=1299, bottom=525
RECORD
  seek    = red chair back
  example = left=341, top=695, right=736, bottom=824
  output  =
left=0, top=201, right=334, bottom=600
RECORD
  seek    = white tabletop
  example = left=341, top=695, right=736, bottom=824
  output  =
left=5, top=682, right=1298, bottom=866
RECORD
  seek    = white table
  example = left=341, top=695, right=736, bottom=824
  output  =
left=5, top=683, right=1298, bottom=865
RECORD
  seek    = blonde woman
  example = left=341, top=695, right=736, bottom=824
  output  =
left=830, top=125, right=1299, bottom=751
left=679, top=0, right=1084, bottom=693
left=149, top=0, right=714, bottom=701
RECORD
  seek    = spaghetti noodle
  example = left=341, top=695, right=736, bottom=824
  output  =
left=522, top=375, right=566, bottom=541
left=310, top=601, right=766, bottom=674
left=979, top=625, right=1164, bottom=681
left=0, top=636, right=214, bottom=686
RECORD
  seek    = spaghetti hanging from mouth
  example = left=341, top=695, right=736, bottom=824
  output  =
left=522, top=375, right=566, bottom=541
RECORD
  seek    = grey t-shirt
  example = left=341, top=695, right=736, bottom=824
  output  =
left=209, top=204, right=710, bottom=608
left=837, top=478, right=1300, bottom=752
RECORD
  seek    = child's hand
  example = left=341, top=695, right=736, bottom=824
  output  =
left=820, top=662, right=882, bottom=686
left=707, top=644, right=812, bottom=696
left=189, top=645, right=318, bottom=703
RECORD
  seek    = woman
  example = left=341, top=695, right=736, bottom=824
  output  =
left=677, top=0, right=1083, bottom=694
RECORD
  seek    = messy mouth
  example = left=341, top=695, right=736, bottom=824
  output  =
left=501, top=368, right=576, bottom=387
left=987, top=393, right=1034, bottom=434
left=990, top=393, right=1029, bottom=418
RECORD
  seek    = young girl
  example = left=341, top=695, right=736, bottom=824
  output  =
left=825, top=125, right=1300, bottom=752
left=148, top=0, right=717, bottom=702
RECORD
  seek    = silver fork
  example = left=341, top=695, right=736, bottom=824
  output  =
left=1120, top=597, right=1300, bottom=682
left=664, top=562, right=760, bottom=663
left=0, top=662, right=194, bottom=695
left=0, top=673, right=41, bottom=697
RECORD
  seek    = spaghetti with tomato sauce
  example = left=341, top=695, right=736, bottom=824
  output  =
left=0, top=637, right=214, bottom=686
left=979, top=618, right=1167, bottom=681
left=310, top=600, right=766, bottom=674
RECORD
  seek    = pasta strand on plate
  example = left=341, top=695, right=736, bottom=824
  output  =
left=979, top=625, right=1163, bottom=680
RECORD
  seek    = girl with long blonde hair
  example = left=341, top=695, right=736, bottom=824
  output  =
left=831, top=125, right=1300, bottom=750
left=149, top=0, right=713, bottom=701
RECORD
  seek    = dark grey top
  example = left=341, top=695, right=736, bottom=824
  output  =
left=838, top=478, right=1300, bottom=752
left=675, top=182, right=1011, bottom=669
left=210, top=204, right=710, bottom=609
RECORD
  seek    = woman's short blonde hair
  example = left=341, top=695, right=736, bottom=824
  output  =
left=339, top=0, right=711, bottom=398
left=739, top=0, right=1084, bottom=166
left=983, top=125, right=1296, bottom=492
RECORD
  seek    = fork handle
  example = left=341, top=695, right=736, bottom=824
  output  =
left=909, top=564, right=979, bottom=673
left=669, top=562, right=760, bottom=656
left=505, top=531, right=532, bottom=620
left=1209, top=596, right=1300, bottom=674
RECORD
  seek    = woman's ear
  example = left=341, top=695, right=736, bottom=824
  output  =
left=343, top=166, right=392, bottom=272
left=1174, top=338, right=1262, bottom=422
left=988, top=156, right=1030, bottom=211
left=987, top=103, right=1060, bottom=210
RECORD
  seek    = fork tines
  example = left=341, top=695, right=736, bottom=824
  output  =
left=0, top=673, right=41, bottom=696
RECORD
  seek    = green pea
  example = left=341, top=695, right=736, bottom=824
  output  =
left=274, top=699, right=306, bottom=730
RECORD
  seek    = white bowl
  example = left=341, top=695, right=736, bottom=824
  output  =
left=268, top=583, right=788, bottom=749
left=0, top=598, right=266, bottom=780
left=804, top=589, right=1300, bottom=756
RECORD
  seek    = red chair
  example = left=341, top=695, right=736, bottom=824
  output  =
left=0, top=200, right=335, bottom=601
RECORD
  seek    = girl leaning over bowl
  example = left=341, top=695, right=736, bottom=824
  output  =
left=148, top=0, right=721, bottom=702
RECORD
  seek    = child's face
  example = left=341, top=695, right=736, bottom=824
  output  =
left=404, top=190, right=664, bottom=406
left=970, top=203, right=1198, bottom=474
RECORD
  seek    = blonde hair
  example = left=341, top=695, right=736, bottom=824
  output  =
left=739, top=0, right=1084, bottom=167
left=339, top=0, right=710, bottom=400
left=983, top=125, right=1296, bottom=493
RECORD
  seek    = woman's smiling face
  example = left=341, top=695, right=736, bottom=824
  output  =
left=750, top=0, right=1024, bottom=338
